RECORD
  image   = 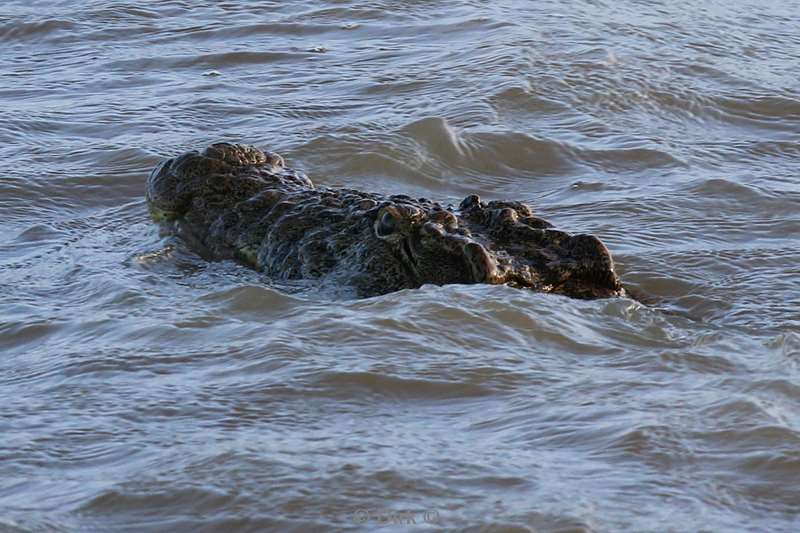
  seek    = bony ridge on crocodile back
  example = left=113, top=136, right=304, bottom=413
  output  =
left=146, top=142, right=625, bottom=299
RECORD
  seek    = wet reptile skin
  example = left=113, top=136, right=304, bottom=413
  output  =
left=146, top=143, right=624, bottom=299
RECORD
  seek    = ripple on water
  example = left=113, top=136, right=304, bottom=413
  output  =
left=1, top=0, right=800, bottom=531
left=0, top=18, right=80, bottom=43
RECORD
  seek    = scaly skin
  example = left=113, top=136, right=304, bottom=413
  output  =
left=147, top=143, right=624, bottom=299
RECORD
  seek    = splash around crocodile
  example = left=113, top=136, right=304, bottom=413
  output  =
left=146, top=143, right=624, bottom=299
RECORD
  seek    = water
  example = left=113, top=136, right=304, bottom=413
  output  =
left=1, top=1, right=799, bottom=531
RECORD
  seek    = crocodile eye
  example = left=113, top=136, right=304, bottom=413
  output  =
left=376, top=211, right=396, bottom=237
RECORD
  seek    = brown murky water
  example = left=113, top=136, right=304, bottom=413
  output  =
left=1, top=1, right=799, bottom=531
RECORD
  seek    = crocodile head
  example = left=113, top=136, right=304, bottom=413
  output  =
left=371, top=195, right=623, bottom=299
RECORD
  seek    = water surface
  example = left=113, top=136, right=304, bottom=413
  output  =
left=1, top=1, right=799, bottom=531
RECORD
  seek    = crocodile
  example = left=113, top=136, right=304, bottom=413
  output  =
left=146, top=142, right=624, bottom=299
